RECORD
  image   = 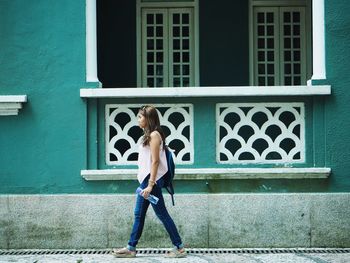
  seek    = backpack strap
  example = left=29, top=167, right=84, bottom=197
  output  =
left=166, top=185, right=175, bottom=206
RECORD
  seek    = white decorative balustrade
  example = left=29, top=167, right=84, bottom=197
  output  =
left=106, top=104, right=194, bottom=165
left=81, top=87, right=331, bottom=180
left=217, top=103, right=305, bottom=164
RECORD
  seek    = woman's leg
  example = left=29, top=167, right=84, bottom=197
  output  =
left=150, top=184, right=184, bottom=249
left=127, top=182, right=150, bottom=249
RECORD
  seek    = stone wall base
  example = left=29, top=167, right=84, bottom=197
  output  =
left=0, top=193, right=349, bottom=249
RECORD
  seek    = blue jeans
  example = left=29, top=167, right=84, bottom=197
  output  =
left=127, top=176, right=183, bottom=250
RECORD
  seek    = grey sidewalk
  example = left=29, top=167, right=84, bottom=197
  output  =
left=0, top=249, right=349, bottom=263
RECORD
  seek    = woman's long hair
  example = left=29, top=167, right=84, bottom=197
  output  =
left=139, top=105, right=166, bottom=146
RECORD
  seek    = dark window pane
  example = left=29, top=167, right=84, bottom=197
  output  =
left=293, top=38, right=300, bottom=48
left=156, top=26, right=162, bottom=37
left=183, top=52, right=189, bottom=62
left=267, top=25, right=274, bottom=36
left=182, top=26, right=189, bottom=37
left=156, top=52, right=163, bottom=62
left=267, top=38, right=274, bottom=48
left=284, top=38, right=291, bottom=48
left=285, top=76, right=292, bottom=85
left=156, top=39, right=163, bottom=49
left=258, top=26, right=265, bottom=36
left=156, top=14, right=163, bottom=24
left=183, top=77, right=190, bottom=87
left=294, top=51, right=300, bottom=61
left=156, top=65, right=163, bottom=76
left=266, top=13, right=273, bottom=23
left=294, top=64, right=300, bottom=74
left=258, top=77, right=265, bottom=86
left=293, top=25, right=300, bottom=35
left=173, top=39, right=180, bottom=50
left=173, top=52, right=180, bottom=62
left=147, top=39, right=154, bottom=50
left=183, top=65, right=189, bottom=75
left=257, top=13, right=264, bottom=23
left=285, top=64, right=291, bottom=74
left=267, top=77, right=274, bottom=85
left=182, top=14, right=189, bottom=24
left=284, top=12, right=291, bottom=23
left=147, top=27, right=154, bottom=37
left=147, top=78, right=154, bottom=87
left=173, top=14, right=180, bottom=24
left=267, top=51, right=274, bottom=61
left=173, top=26, right=180, bottom=37
left=284, top=51, right=291, bottom=61
left=156, top=78, right=163, bottom=87
left=258, top=38, right=265, bottom=48
left=293, top=12, right=300, bottom=22
left=174, top=78, right=181, bottom=87
left=147, top=52, right=154, bottom=62
left=258, top=51, right=265, bottom=61
left=147, top=65, right=154, bottom=76
left=267, top=64, right=274, bottom=74
left=182, top=39, right=189, bottom=49
left=173, top=65, right=180, bottom=75
left=258, top=64, right=265, bottom=74
left=147, top=14, right=154, bottom=24
left=294, top=76, right=301, bottom=85
left=284, top=25, right=291, bottom=36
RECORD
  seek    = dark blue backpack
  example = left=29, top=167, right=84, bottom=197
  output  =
left=163, top=146, right=175, bottom=205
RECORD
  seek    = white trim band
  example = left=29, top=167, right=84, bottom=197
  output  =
left=0, top=95, right=27, bottom=116
left=81, top=167, right=331, bottom=180
left=80, top=86, right=331, bottom=98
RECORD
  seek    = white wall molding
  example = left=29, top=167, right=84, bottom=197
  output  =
left=86, top=0, right=99, bottom=82
left=81, top=167, right=331, bottom=180
left=80, top=86, right=331, bottom=98
left=311, top=0, right=326, bottom=81
left=0, top=95, right=27, bottom=116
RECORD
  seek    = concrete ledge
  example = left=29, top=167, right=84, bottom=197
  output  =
left=80, top=86, right=331, bottom=98
left=81, top=167, right=331, bottom=180
left=0, top=95, right=27, bottom=116
left=1, top=193, right=348, bottom=249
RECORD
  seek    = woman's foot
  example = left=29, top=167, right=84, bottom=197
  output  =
left=111, top=247, right=136, bottom=258
left=165, top=247, right=187, bottom=258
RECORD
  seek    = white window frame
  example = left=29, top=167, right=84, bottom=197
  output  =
left=249, top=0, right=313, bottom=86
left=136, top=0, right=199, bottom=87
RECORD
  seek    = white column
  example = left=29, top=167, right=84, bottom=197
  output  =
left=311, top=0, right=326, bottom=81
left=86, top=0, right=99, bottom=82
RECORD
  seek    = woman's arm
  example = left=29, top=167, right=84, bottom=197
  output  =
left=142, top=131, right=161, bottom=198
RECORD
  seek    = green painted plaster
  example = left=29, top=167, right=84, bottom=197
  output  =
left=323, top=0, right=350, bottom=191
left=0, top=0, right=91, bottom=194
left=1, top=0, right=350, bottom=194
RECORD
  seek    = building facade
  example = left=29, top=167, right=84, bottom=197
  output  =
left=0, top=0, right=349, bottom=249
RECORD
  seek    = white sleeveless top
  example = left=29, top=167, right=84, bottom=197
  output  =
left=137, top=134, right=168, bottom=184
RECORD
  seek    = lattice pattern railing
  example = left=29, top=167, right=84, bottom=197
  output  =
left=217, top=103, right=305, bottom=163
left=106, top=104, right=193, bottom=165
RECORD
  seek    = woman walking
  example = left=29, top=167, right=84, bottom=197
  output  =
left=112, top=105, right=186, bottom=258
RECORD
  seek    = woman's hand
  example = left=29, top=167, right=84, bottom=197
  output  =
left=142, top=185, right=153, bottom=199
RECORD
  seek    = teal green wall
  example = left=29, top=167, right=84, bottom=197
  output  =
left=1, top=0, right=350, bottom=194
left=324, top=0, right=350, bottom=191
left=0, top=0, right=89, bottom=193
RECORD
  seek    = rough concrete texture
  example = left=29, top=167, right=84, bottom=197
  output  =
left=0, top=250, right=350, bottom=263
left=0, top=193, right=349, bottom=249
